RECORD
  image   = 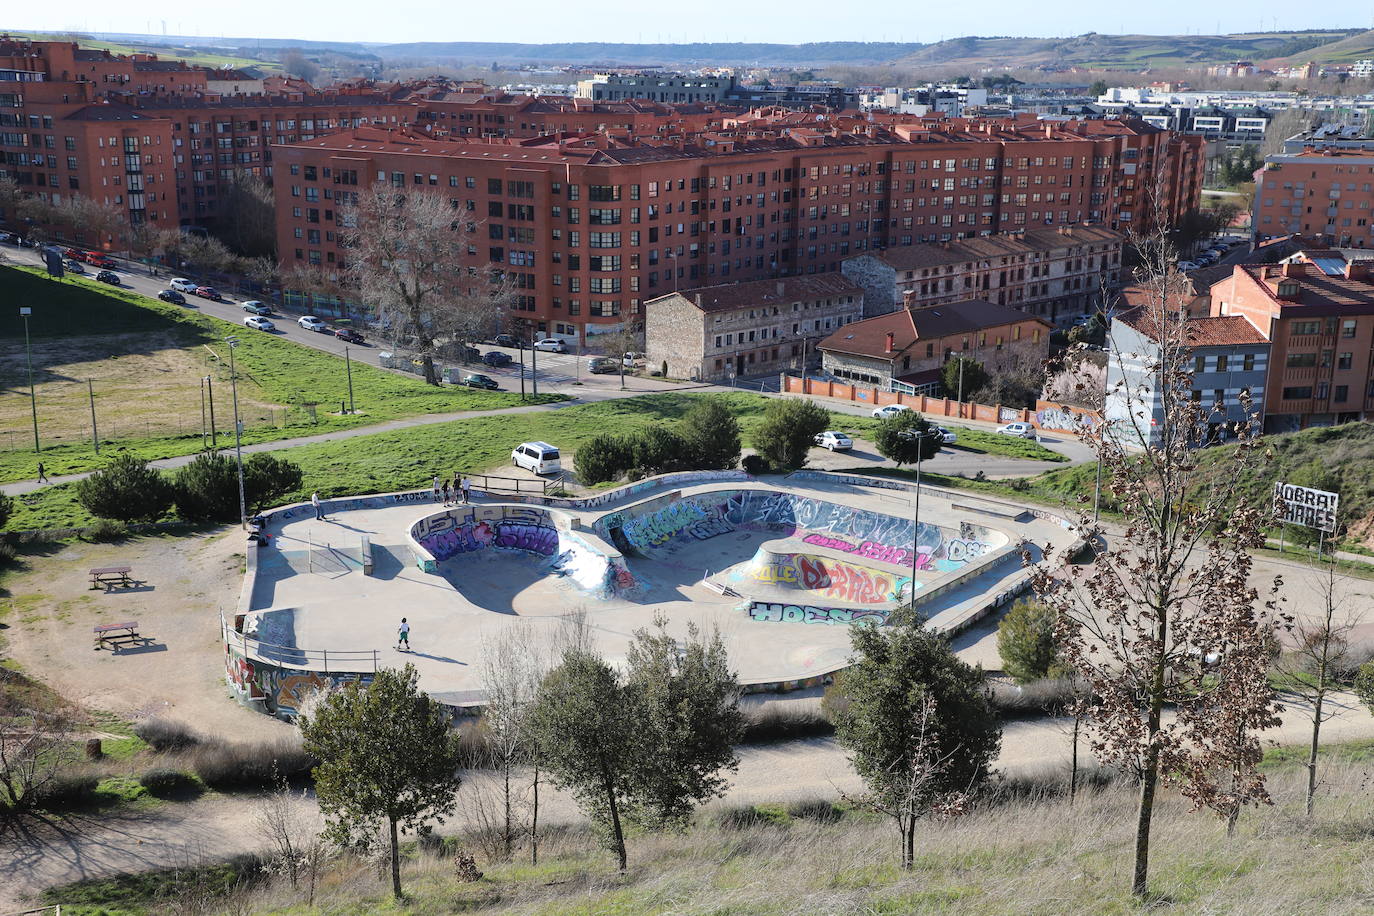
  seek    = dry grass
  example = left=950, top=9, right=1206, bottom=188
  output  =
left=125, top=759, right=1374, bottom=915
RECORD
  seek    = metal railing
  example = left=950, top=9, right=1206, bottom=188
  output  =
left=471, top=473, right=551, bottom=496
left=222, top=618, right=379, bottom=674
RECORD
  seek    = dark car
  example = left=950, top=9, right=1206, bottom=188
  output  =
left=482, top=350, right=513, bottom=368
left=459, top=345, right=481, bottom=362
left=158, top=289, right=187, bottom=304
left=95, top=270, right=120, bottom=285
left=334, top=328, right=365, bottom=344
left=461, top=373, right=500, bottom=390
left=492, top=333, right=524, bottom=349
left=587, top=356, right=619, bottom=374
left=194, top=286, right=222, bottom=301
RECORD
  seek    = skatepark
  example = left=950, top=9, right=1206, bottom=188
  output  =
left=223, top=470, right=1076, bottom=718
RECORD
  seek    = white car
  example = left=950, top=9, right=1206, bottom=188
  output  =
left=533, top=337, right=567, bottom=353
left=243, top=315, right=276, bottom=331
left=935, top=426, right=957, bottom=445
left=871, top=404, right=912, bottom=420
left=298, top=315, right=329, bottom=332
left=997, top=422, right=1036, bottom=439
left=512, top=441, right=561, bottom=474
left=169, top=277, right=197, bottom=292
left=814, top=430, right=854, bottom=451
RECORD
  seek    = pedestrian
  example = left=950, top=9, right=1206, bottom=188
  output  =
left=397, top=617, right=410, bottom=652
left=433, top=475, right=441, bottom=502
left=460, top=476, right=472, bottom=504
left=442, top=478, right=452, bottom=506
left=312, top=491, right=325, bottom=520
left=36, top=461, right=48, bottom=484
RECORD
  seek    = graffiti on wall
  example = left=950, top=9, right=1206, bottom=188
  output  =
left=745, top=602, right=889, bottom=626
left=801, top=533, right=912, bottom=566
left=225, top=648, right=372, bottom=719
left=412, top=506, right=558, bottom=562
left=740, top=552, right=913, bottom=605
left=1036, top=405, right=1099, bottom=432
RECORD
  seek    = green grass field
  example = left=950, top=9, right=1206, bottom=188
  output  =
left=0, top=266, right=563, bottom=483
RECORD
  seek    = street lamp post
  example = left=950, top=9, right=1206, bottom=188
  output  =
left=204, top=376, right=218, bottom=452
left=19, top=307, right=38, bottom=453
left=344, top=346, right=356, bottom=415
left=87, top=379, right=99, bottom=454
left=225, top=337, right=248, bottom=531
left=907, top=428, right=938, bottom=601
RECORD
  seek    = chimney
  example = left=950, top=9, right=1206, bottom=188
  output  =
left=1346, top=260, right=1371, bottom=281
left=776, top=280, right=785, bottom=296
left=1281, top=262, right=1308, bottom=278
left=885, top=332, right=896, bottom=353
left=694, top=293, right=703, bottom=307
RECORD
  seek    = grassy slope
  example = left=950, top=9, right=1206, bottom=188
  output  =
left=0, top=266, right=562, bottom=483
left=42, top=743, right=1374, bottom=915
left=4, top=393, right=1066, bottom=531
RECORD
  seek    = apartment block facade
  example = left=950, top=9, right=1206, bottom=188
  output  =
left=274, top=117, right=1201, bottom=343
left=841, top=224, right=1122, bottom=322
left=644, top=274, right=863, bottom=381
left=1212, top=259, right=1374, bottom=431
left=1254, top=148, right=1374, bottom=248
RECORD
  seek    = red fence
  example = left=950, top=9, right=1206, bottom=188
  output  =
left=781, top=376, right=1101, bottom=436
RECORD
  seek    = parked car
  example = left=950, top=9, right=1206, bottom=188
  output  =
left=243, top=315, right=276, bottom=331
left=1176, top=260, right=1198, bottom=271
left=334, top=327, right=365, bottom=344
left=623, top=351, right=642, bottom=366
left=95, top=270, right=120, bottom=285
left=871, top=404, right=912, bottom=420
left=461, top=373, right=500, bottom=390
left=194, top=286, right=223, bottom=301
left=86, top=254, right=116, bottom=268
left=533, top=337, right=567, bottom=353
left=0, top=232, right=14, bottom=244
left=62, top=259, right=87, bottom=274
left=588, top=356, right=619, bottom=374
left=997, top=421, right=1036, bottom=439
left=483, top=350, right=512, bottom=367
left=492, top=333, right=522, bottom=349
left=241, top=301, right=272, bottom=316
left=814, top=430, right=854, bottom=451
left=935, top=426, right=957, bottom=444
left=169, top=277, right=198, bottom=292
left=158, top=289, right=187, bottom=304
left=298, top=315, right=329, bottom=331
left=63, top=247, right=86, bottom=260
left=459, top=345, right=481, bottom=362
left=511, top=441, right=561, bottom=475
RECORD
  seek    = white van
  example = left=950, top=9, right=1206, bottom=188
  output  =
left=512, top=441, right=562, bottom=475
left=169, top=277, right=198, bottom=292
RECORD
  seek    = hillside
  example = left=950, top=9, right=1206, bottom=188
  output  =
left=1272, top=28, right=1374, bottom=64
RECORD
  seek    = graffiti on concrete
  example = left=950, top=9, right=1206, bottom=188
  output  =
left=745, top=602, right=889, bottom=625
left=739, top=552, right=912, bottom=605
left=225, top=649, right=372, bottom=720
left=801, top=533, right=913, bottom=566
left=412, top=506, right=558, bottom=561
left=1036, top=405, right=1099, bottom=432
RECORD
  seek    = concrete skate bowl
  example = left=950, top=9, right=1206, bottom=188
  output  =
left=407, top=503, right=633, bottom=608
left=594, top=487, right=1013, bottom=624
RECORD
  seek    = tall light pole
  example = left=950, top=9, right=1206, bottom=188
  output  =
left=87, top=379, right=99, bottom=454
left=344, top=346, right=356, bottom=415
left=204, top=375, right=218, bottom=452
left=19, top=307, right=38, bottom=453
left=907, top=427, right=937, bottom=598
left=225, top=337, right=248, bottom=530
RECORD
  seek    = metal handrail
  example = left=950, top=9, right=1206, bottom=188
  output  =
left=222, top=620, right=379, bottom=673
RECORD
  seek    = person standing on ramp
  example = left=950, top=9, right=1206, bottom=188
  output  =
left=397, top=617, right=411, bottom=652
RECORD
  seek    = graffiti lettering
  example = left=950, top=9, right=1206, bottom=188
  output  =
left=494, top=522, right=559, bottom=557
left=1035, top=406, right=1098, bottom=432
left=801, top=533, right=914, bottom=568
left=944, top=538, right=990, bottom=563
left=746, top=602, right=889, bottom=626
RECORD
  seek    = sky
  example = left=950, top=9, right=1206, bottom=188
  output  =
left=4, top=2, right=1368, bottom=46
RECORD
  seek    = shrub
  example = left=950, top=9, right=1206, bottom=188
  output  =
left=738, top=703, right=833, bottom=744
left=139, top=768, right=202, bottom=798
left=996, top=599, right=1064, bottom=684
left=191, top=738, right=316, bottom=790
left=134, top=718, right=203, bottom=753
left=173, top=453, right=242, bottom=523
left=741, top=454, right=772, bottom=475
left=679, top=397, right=742, bottom=470
left=751, top=398, right=829, bottom=471
left=988, top=676, right=1084, bottom=716
left=0, top=539, right=16, bottom=566
left=873, top=411, right=943, bottom=468
left=244, top=453, right=304, bottom=513
left=74, top=455, right=173, bottom=523
left=31, top=771, right=100, bottom=810
left=574, top=432, right=634, bottom=486
left=83, top=518, right=129, bottom=543
left=0, top=492, right=13, bottom=529
left=627, top=426, right=690, bottom=476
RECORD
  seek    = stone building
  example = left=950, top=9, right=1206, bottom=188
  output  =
left=841, top=225, right=1123, bottom=322
left=817, top=299, right=1052, bottom=395
left=645, top=275, right=863, bottom=381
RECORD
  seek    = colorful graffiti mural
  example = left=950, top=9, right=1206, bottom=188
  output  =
left=745, top=602, right=889, bottom=625
left=1035, top=405, right=1099, bottom=433
left=225, top=647, right=372, bottom=719
left=412, top=506, right=559, bottom=562
left=739, top=552, right=912, bottom=605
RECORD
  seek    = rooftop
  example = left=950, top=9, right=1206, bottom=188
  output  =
left=818, top=299, right=1051, bottom=360
left=866, top=225, right=1124, bottom=271
left=1116, top=309, right=1269, bottom=347
left=652, top=275, right=862, bottom=313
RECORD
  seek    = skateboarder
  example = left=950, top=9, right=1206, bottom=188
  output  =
left=397, top=617, right=410, bottom=652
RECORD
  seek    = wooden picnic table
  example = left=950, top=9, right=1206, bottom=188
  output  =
left=93, top=620, right=141, bottom=651
left=89, top=565, right=133, bottom=590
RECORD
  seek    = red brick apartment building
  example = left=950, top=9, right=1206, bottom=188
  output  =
left=1212, top=257, right=1374, bottom=431
left=275, top=118, right=1202, bottom=343
left=0, top=38, right=413, bottom=237
left=1254, top=149, right=1374, bottom=249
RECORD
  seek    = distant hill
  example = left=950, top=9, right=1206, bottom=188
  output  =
left=368, top=41, right=921, bottom=67
left=1271, top=29, right=1374, bottom=64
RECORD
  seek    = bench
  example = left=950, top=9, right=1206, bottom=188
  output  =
left=93, top=620, right=140, bottom=651
left=360, top=535, right=374, bottom=576
left=89, top=565, right=134, bottom=590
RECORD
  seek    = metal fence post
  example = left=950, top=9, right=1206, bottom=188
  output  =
left=323, top=649, right=329, bottom=674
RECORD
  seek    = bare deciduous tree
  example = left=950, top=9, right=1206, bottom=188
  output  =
left=472, top=624, right=544, bottom=862
left=0, top=709, right=76, bottom=824
left=341, top=183, right=509, bottom=385
left=1278, top=553, right=1361, bottom=817
left=1033, top=205, right=1285, bottom=898
left=255, top=773, right=330, bottom=906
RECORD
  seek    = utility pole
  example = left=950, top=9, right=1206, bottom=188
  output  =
left=20, top=307, right=38, bottom=453
left=531, top=327, right=539, bottom=396
left=200, top=378, right=208, bottom=449
left=88, top=379, right=99, bottom=454
left=344, top=346, right=356, bottom=415
left=205, top=376, right=218, bottom=452
left=225, top=338, right=248, bottom=530
left=908, top=428, right=934, bottom=602
left=956, top=350, right=966, bottom=418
